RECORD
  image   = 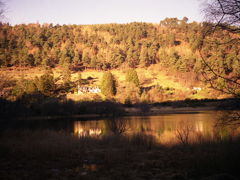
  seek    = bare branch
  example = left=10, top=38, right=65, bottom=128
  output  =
left=215, top=111, right=240, bottom=127
left=0, top=1, right=5, bottom=20
left=106, top=118, right=129, bottom=135
left=200, top=0, right=240, bottom=98
left=204, top=0, right=240, bottom=33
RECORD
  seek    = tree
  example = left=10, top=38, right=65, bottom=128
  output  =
left=36, top=69, right=55, bottom=96
left=60, top=48, right=70, bottom=65
left=201, top=0, right=240, bottom=97
left=160, top=18, right=179, bottom=28
left=125, top=69, right=140, bottom=87
left=139, top=46, right=149, bottom=67
left=0, top=0, right=5, bottom=21
left=202, top=0, right=240, bottom=126
left=12, top=76, right=38, bottom=99
left=73, top=50, right=80, bottom=65
left=77, top=72, right=82, bottom=86
left=100, top=71, right=116, bottom=96
left=167, top=33, right=176, bottom=46
left=61, top=63, right=71, bottom=88
left=33, top=51, right=42, bottom=66
left=110, top=48, right=125, bottom=68
left=204, top=0, right=240, bottom=33
left=82, top=51, right=90, bottom=67
left=148, top=42, right=159, bottom=64
left=126, top=47, right=139, bottom=68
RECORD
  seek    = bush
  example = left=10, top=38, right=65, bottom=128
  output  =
left=100, top=71, right=117, bottom=96
left=35, top=69, right=56, bottom=96
left=125, top=69, right=140, bottom=87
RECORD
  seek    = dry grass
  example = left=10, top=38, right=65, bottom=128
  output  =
left=143, top=64, right=188, bottom=91
left=1, top=129, right=240, bottom=180
left=0, top=66, right=190, bottom=90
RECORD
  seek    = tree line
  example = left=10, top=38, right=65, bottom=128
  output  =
left=0, top=18, right=239, bottom=80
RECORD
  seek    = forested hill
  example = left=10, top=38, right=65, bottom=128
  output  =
left=0, top=18, right=239, bottom=78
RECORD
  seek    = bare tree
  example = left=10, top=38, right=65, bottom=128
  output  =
left=106, top=118, right=128, bottom=135
left=0, top=0, right=5, bottom=20
left=216, top=111, right=240, bottom=127
left=204, top=0, right=240, bottom=33
left=200, top=0, right=240, bottom=97
left=200, top=0, right=240, bottom=126
left=175, top=121, right=193, bottom=145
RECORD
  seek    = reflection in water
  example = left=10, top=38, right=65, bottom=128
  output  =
left=124, top=113, right=215, bottom=143
left=73, top=111, right=240, bottom=144
left=74, top=121, right=104, bottom=137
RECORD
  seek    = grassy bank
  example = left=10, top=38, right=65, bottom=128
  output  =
left=0, top=130, right=240, bottom=180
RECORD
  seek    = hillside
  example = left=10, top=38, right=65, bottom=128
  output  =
left=0, top=18, right=239, bottom=103
left=1, top=19, right=239, bottom=74
left=0, top=63, right=223, bottom=104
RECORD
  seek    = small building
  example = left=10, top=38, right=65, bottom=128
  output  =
left=77, top=85, right=101, bottom=94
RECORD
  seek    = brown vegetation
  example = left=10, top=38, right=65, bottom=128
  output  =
left=0, top=129, right=240, bottom=180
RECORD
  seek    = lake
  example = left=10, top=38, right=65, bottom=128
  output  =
left=73, top=111, right=239, bottom=144
left=6, top=111, right=240, bottom=144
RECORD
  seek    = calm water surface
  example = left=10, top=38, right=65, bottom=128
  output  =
left=9, top=111, right=240, bottom=144
left=73, top=111, right=240, bottom=143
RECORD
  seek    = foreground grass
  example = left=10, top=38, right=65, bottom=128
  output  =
left=0, top=130, right=240, bottom=180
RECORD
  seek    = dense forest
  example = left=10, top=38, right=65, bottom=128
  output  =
left=0, top=17, right=239, bottom=77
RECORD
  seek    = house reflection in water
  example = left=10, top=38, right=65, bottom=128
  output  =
left=74, top=121, right=104, bottom=137
left=195, top=120, right=204, bottom=132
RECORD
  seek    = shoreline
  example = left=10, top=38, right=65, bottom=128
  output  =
left=124, top=106, right=217, bottom=116
left=3, top=98, right=239, bottom=122
left=13, top=106, right=218, bottom=122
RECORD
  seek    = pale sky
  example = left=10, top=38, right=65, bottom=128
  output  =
left=5, top=0, right=204, bottom=25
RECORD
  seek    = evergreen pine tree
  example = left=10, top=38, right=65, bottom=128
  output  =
left=139, top=46, right=148, bottom=67
left=62, top=63, right=71, bottom=88
left=77, top=72, right=82, bottom=86
left=125, top=69, right=140, bottom=87
left=73, top=50, right=80, bottom=65
left=100, top=71, right=116, bottom=96
left=37, top=68, right=55, bottom=96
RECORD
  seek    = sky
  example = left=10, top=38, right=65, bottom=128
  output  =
left=5, top=0, right=204, bottom=25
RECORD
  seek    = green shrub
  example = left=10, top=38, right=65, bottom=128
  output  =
left=100, top=71, right=117, bottom=96
left=125, top=69, right=140, bottom=87
left=36, top=69, right=56, bottom=96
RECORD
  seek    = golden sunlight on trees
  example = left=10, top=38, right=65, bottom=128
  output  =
left=125, top=69, right=140, bottom=87
left=100, top=71, right=116, bottom=97
left=201, top=0, right=240, bottom=98
left=201, top=0, right=240, bottom=126
left=0, top=20, right=238, bottom=85
left=0, top=17, right=239, bottom=105
left=37, top=69, right=56, bottom=96
left=62, top=63, right=72, bottom=89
